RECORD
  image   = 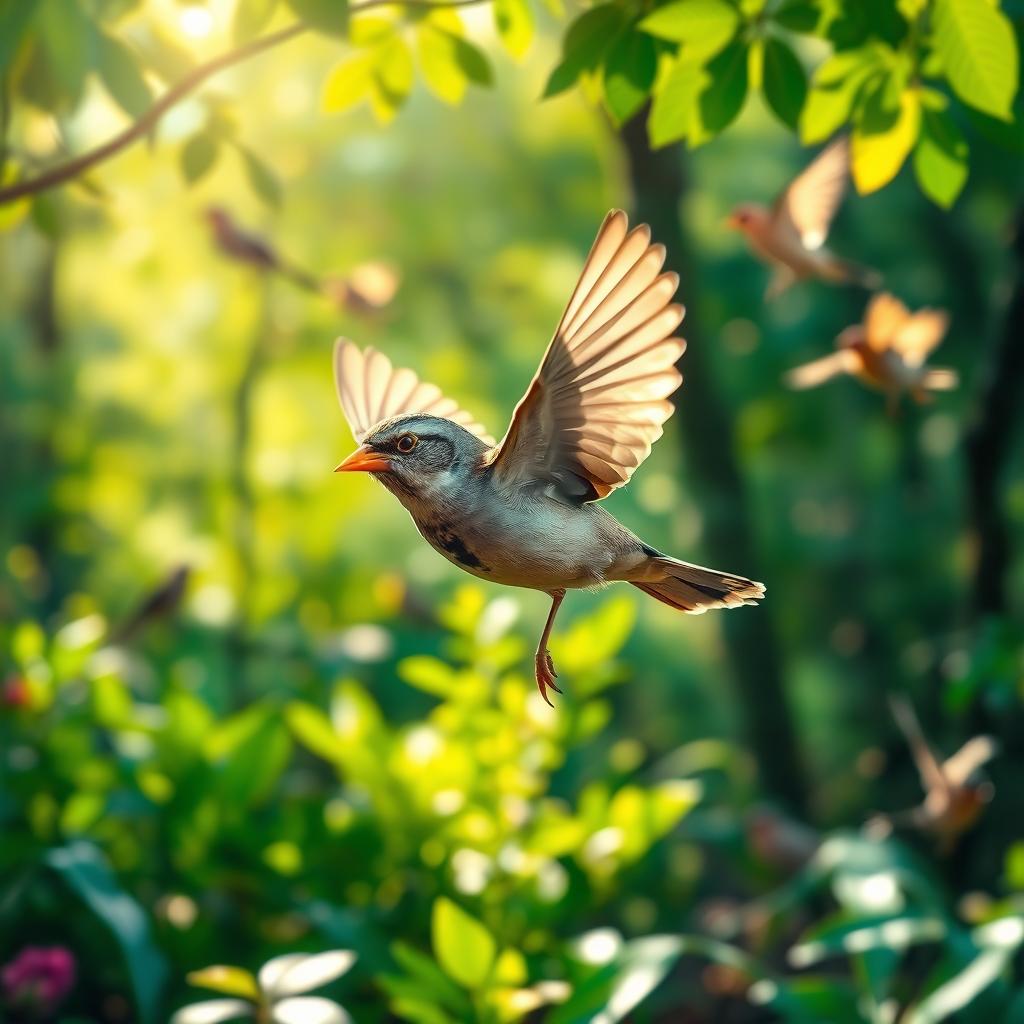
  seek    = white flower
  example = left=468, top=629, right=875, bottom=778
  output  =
left=172, top=950, right=355, bottom=1024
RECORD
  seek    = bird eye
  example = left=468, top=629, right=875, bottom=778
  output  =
left=396, top=434, right=417, bottom=453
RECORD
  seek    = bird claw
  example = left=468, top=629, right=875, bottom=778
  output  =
left=535, top=649, right=562, bottom=707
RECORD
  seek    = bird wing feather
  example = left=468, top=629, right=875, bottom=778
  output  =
left=864, top=292, right=912, bottom=352
left=772, top=136, right=850, bottom=251
left=333, top=339, right=495, bottom=445
left=891, top=308, right=950, bottom=366
left=942, top=736, right=998, bottom=787
left=486, top=209, right=685, bottom=503
left=785, top=348, right=860, bottom=389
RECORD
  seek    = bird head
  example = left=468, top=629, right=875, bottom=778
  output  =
left=335, top=414, right=488, bottom=499
left=836, top=324, right=867, bottom=350
left=725, top=203, right=769, bottom=235
left=203, top=205, right=232, bottom=233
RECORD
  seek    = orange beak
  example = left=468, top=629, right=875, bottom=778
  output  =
left=724, top=213, right=741, bottom=230
left=335, top=443, right=392, bottom=473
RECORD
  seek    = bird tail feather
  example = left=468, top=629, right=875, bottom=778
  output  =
left=825, top=258, right=882, bottom=290
left=922, top=367, right=959, bottom=391
left=633, top=557, right=765, bottom=614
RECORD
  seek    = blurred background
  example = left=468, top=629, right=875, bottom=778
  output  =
left=1, top=0, right=1024, bottom=1020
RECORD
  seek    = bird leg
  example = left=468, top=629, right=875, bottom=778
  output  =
left=534, top=589, right=566, bottom=707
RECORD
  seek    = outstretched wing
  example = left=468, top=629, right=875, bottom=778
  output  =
left=943, top=736, right=998, bottom=788
left=486, top=210, right=685, bottom=503
left=864, top=292, right=912, bottom=352
left=333, top=339, right=495, bottom=445
left=773, top=136, right=850, bottom=251
left=891, top=308, right=950, bottom=366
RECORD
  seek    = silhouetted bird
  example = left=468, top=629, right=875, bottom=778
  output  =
left=111, top=565, right=190, bottom=644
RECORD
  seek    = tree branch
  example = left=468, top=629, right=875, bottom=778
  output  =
left=0, top=0, right=491, bottom=207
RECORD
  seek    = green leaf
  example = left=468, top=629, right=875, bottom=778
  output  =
left=0, top=0, right=39, bottom=74
left=285, top=701, right=340, bottom=763
left=399, top=655, right=457, bottom=697
left=187, top=966, right=260, bottom=1001
left=322, top=51, right=375, bottom=112
left=542, top=3, right=623, bottom=98
left=852, top=86, right=920, bottom=193
left=450, top=34, right=492, bottom=86
left=391, top=942, right=474, bottom=1016
left=648, top=54, right=707, bottom=147
left=432, top=897, right=496, bottom=990
left=494, top=0, right=532, bottom=59
left=638, top=0, right=740, bottom=59
left=693, top=37, right=749, bottom=143
left=233, top=0, right=277, bottom=42
left=180, top=133, right=219, bottom=184
left=372, top=35, right=414, bottom=119
left=207, top=704, right=291, bottom=805
left=46, top=842, right=167, bottom=1024
left=97, top=32, right=153, bottom=118
left=0, top=161, right=31, bottom=232
left=762, top=36, right=806, bottom=129
left=772, top=0, right=820, bottom=34
left=603, top=27, right=657, bottom=125
left=913, top=107, right=968, bottom=207
left=799, top=45, right=885, bottom=144
left=241, top=147, right=282, bottom=207
left=287, top=0, right=348, bottom=36
left=931, top=0, right=1018, bottom=121
left=35, top=0, right=96, bottom=109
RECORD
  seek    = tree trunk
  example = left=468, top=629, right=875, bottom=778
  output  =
left=618, top=114, right=808, bottom=813
left=964, top=206, right=1024, bottom=619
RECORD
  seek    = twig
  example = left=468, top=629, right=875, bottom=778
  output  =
left=0, top=0, right=492, bottom=206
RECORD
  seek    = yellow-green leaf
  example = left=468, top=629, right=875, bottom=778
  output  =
left=913, top=107, right=969, bottom=208
left=639, top=0, right=740, bottom=59
left=322, top=52, right=375, bottom=113
left=187, top=965, right=260, bottom=1002
left=432, top=897, right=496, bottom=990
left=0, top=162, right=30, bottom=232
left=852, top=88, right=921, bottom=193
left=931, top=0, right=1018, bottom=121
left=494, top=0, right=533, bottom=59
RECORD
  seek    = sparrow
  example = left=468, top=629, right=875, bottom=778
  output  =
left=786, top=291, right=958, bottom=411
left=204, top=207, right=400, bottom=313
left=204, top=206, right=322, bottom=292
left=869, top=696, right=997, bottom=852
left=726, top=136, right=880, bottom=299
left=333, top=210, right=766, bottom=705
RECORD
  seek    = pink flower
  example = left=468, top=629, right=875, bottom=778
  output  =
left=2, top=946, right=76, bottom=1015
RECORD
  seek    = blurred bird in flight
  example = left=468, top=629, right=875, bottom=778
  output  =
left=333, top=210, right=765, bottom=705
left=203, top=206, right=399, bottom=312
left=870, top=696, right=997, bottom=852
left=727, top=137, right=880, bottom=299
left=786, top=291, right=958, bottom=412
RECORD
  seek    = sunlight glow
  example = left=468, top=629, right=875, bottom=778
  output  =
left=179, top=5, right=214, bottom=37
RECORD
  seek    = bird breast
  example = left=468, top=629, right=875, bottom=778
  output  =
left=398, top=473, right=639, bottom=591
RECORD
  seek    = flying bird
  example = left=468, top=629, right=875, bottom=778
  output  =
left=786, top=291, right=958, bottom=411
left=869, top=696, right=997, bottom=852
left=726, top=137, right=880, bottom=299
left=204, top=207, right=399, bottom=313
left=333, top=210, right=765, bottom=705
left=204, top=206, right=322, bottom=292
